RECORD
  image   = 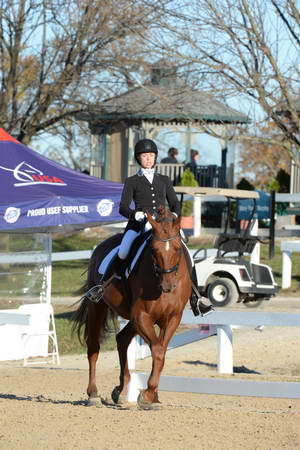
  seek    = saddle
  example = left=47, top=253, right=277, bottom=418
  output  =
left=98, top=230, right=152, bottom=279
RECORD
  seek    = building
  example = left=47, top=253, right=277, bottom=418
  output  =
left=76, top=64, right=249, bottom=186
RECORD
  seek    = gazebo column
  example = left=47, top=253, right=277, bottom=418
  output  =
left=185, top=123, right=192, bottom=162
left=193, top=195, right=202, bottom=237
left=89, top=125, right=108, bottom=178
left=127, top=127, right=135, bottom=177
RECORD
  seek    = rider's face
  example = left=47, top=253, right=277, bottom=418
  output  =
left=139, top=152, right=156, bottom=169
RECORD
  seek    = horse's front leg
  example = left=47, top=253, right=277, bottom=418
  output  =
left=137, top=314, right=181, bottom=408
left=86, top=302, right=108, bottom=406
left=112, top=321, right=136, bottom=404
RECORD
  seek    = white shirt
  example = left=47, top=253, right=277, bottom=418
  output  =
left=140, top=168, right=155, bottom=184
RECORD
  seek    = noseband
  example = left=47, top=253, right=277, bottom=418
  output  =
left=152, top=231, right=182, bottom=275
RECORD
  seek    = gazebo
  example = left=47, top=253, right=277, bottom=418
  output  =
left=77, top=64, right=249, bottom=185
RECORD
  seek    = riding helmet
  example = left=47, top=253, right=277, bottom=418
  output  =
left=134, top=139, right=158, bottom=164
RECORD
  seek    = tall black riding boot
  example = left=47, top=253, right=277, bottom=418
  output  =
left=85, top=254, right=124, bottom=303
left=190, top=267, right=214, bottom=317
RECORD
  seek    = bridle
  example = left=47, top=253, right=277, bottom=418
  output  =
left=152, top=231, right=182, bottom=275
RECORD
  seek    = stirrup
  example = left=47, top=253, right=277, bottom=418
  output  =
left=85, top=285, right=104, bottom=304
left=190, top=282, right=214, bottom=317
left=190, top=295, right=214, bottom=317
left=198, top=301, right=214, bottom=317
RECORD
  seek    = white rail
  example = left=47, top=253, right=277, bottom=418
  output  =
left=127, top=310, right=300, bottom=401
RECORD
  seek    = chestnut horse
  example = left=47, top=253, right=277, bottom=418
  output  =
left=72, top=208, right=192, bottom=409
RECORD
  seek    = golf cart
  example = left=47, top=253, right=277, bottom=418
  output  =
left=175, top=187, right=278, bottom=307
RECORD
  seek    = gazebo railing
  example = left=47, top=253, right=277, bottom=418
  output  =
left=129, top=163, right=185, bottom=185
left=129, top=163, right=227, bottom=187
left=192, top=165, right=226, bottom=188
left=89, top=162, right=227, bottom=187
left=90, top=163, right=104, bottom=178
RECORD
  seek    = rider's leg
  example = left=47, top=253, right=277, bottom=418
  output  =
left=86, top=229, right=140, bottom=303
left=181, top=241, right=214, bottom=316
left=190, top=266, right=214, bottom=317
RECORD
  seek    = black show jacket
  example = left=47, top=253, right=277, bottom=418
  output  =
left=119, top=172, right=180, bottom=220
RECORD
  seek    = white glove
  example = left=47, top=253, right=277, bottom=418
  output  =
left=135, top=211, right=145, bottom=222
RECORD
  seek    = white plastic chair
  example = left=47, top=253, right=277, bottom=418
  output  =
left=19, top=303, right=60, bottom=366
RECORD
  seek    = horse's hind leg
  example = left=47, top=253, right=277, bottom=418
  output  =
left=86, top=301, right=108, bottom=406
left=111, top=322, right=136, bottom=404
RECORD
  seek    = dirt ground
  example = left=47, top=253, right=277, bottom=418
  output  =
left=0, top=297, right=300, bottom=450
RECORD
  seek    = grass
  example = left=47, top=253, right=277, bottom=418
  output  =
left=54, top=305, right=118, bottom=355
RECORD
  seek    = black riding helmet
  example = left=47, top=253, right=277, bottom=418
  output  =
left=134, top=139, right=158, bottom=165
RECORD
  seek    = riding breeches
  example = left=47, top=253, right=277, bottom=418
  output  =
left=118, top=221, right=153, bottom=259
left=118, top=229, right=140, bottom=259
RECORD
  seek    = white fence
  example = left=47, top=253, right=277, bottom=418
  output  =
left=0, top=249, right=60, bottom=364
left=126, top=310, right=300, bottom=401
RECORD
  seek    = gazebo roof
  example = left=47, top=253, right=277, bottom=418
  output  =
left=77, top=81, right=249, bottom=126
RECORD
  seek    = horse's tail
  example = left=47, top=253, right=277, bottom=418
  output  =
left=72, top=296, right=118, bottom=346
left=71, top=296, right=90, bottom=345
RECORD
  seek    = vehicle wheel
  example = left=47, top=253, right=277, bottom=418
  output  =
left=207, top=277, right=239, bottom=307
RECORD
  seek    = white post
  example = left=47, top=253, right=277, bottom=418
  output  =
left=250, top=219, right=260, bottom=264
left=126, top=372, right=141, bottom=402
left=217, top=325, right=233, bottom=374
left=127, top=338, right=136, bottom=370
left=282, top=250, right=292, bottom=289
left=193, top=195, right=202, bottom=237
left=43, top=234, right=52, bottom=304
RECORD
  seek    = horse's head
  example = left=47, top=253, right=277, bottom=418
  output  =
left=147, top=208, right=182, bottom=293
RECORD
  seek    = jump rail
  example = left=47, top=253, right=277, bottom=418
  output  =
left=126, top=310, right=300, bottom=401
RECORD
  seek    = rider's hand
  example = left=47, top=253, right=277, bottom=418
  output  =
left=134, top=211, right=145, bottom=222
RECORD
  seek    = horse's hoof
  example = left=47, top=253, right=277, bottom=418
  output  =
left=86, top=396, right=102, bottom=407
left=111, top=387, right=127, bottom=405
left=137, top=391, right=161, bottom=410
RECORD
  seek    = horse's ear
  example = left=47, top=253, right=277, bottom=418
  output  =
left=146, top=212, right=158, bottom=230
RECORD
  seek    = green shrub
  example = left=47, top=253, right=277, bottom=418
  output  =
left=177, top=169, right=198, bottom=216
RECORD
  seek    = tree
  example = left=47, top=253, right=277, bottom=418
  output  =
left=0, top=0, right=171, bottom=145
left=41, top=119, right=91, bottom=172
left=237, top=121, right=290, bottom=188
left=147, top=0, right=300, bottom=163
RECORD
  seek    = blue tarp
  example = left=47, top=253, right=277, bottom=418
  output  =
left=237, top=190, right=270, bottom=220
left=0, top=128, right=123, bottom=232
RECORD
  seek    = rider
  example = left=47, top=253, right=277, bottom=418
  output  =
left=87, top=138, right=213, bottom=316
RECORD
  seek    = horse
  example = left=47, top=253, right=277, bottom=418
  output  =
left=72, top=207, right=192, bottom=409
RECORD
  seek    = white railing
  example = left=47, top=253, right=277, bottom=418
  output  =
left=126, top=310, right=300, bottom=401
left=129, top=163, right=185, bottom=182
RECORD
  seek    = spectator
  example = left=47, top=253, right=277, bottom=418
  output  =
left=160, top=147, right=179, bottom=163
left=185, top=149, right=199, bottom=172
